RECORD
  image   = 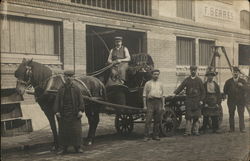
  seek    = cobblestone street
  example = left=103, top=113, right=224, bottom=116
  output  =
left=1, top=114, right=249, bottom=161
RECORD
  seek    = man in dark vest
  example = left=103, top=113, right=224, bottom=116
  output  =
left=174, top=66, right=205, bottom=136
left=223, top=66, right=246, bottom=133
left=107, top=36, right=131, bottom=83
left=54, top=70, right=85, bottom=154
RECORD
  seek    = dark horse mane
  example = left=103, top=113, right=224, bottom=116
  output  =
left=30, top=61, right=53, bottom=88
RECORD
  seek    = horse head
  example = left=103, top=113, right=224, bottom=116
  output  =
left=15, top=58, right=34, bottom=95
left=15, top=58, right=53, bottom=96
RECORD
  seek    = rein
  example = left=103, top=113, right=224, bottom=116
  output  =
left=86, top=63, right=114, bottom=77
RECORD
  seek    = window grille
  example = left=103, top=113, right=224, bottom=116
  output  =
left=176, top=0, right=193, bottom=19
left=240, top=10, right=250, bottom=30
left=71, top=0, right=152, bottom=16
left=199, top=40, right=215, bottom=66
left=176, top=37, right=195, bottom=65
left=0, top=16, right=61, bottom=56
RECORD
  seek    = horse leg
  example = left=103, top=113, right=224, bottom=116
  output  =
left=44, top=111, right=59, bottom=151
left=85, top=105, right=100, bottom=145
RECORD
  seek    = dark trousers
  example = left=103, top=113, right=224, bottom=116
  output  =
left=228, top=102, right=245, bottom=131
left=144, top=98, right=162, bottom=138
left=202, top=116, right=219, bottom=131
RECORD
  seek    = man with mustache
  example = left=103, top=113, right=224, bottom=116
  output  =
left=223, top=66, right=246, bottom=133
left=174, top=66, right=205, bottom=136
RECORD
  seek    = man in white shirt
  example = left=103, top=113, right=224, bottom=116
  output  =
left=143, top=69, right=165, bottom=141
left=107, top=36, right=130, bottom=82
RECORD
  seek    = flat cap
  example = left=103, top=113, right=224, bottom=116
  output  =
left=64, top=70, right=75, bottom=77
left=232, top=66, right=240, bottom=72
left=205, top=66, right=217, bottom=76
left=151, top=69, right=160, bottom=74
left=205, top=71, right=217, bottom=76
left=190, top=65, right=197, bottom=70
left=114, top=36, right=123, bottom=41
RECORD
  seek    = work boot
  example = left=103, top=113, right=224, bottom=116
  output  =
left=193, top=132, right=200, bottom=136
left=152, top=136, right=160, bottom=141
left=240, top=129, right=246, bottom=133
left=74, top=146, right=83, bottom=153
left=57, top=146, right=68, bottom=155
left=143, top=137, right=151, bottom=142
left=183, top=132, right=191, bottom=136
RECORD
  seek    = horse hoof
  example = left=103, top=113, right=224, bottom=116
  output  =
left=85, top=141, right=92, bottom=146
left=50, top=145, right=58, bottom=152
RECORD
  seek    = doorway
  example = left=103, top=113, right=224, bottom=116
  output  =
left=86, top=25, right=146, bottom=73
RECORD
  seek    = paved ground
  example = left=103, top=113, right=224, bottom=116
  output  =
left=1, top=113, right=250, bottom=161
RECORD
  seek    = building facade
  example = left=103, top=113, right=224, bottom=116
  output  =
left=1, top=0, right=249, bottom=130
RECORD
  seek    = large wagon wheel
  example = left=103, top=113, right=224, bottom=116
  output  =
left=115, top=114, right=134, bottom=135
left=176, top=114, right=182, bottom=128
left=160, top=108, right=177, bottom=136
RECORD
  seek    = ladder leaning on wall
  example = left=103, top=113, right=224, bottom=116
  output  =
left=209, top=46, right=249, bottom=85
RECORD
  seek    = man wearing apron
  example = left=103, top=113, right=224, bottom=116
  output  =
left=201, top=69, right=222, bottom=133
left=107, top=36, right=131, bottom=84
left=174, top=66, right=205, bottom=136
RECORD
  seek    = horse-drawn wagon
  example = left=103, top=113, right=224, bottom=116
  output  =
left=97, top=53, right=178, bottom=136
left=14, top=55, right=177, bottom=148
left=14, top=53, right=224, bottom=149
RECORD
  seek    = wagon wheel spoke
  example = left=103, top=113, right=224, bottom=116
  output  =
left=115, top=114, right=134, bottom=135
left=160, top=108, right=177, bottom=136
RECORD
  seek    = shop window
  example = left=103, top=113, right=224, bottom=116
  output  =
left=0, top=16, right=61, bottom=56
left=240, top=10, right=250, bottom=30
left=176, top=37, right=195, bottom=65
left=199, top=40, right=215, bottom=66
left=176, top=0, right=193, bottom=19
left=71, top=0, right=152, bottom=16
left=239, top=44, right=250, bottom=65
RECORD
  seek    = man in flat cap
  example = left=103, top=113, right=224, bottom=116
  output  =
left=223, top=66, right=246, bottom=133
left=107, top=36, right=131, bottom=83
left=201, top=67, right=222, bottom=133
left=54, top=70, right=85, bottom=154
left=174, top=65, right=205, bottom=136
left=143, top=69, right=165, bottom=141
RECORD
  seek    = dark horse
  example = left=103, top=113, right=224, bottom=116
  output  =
left=15, top=58, right=106, bottom=150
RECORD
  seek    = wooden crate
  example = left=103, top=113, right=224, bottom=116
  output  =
left=1, top=119, right=33, bottom=137
left=1, top=88, right=24, bottom=104
left=1, top=103, right=22, bottom=121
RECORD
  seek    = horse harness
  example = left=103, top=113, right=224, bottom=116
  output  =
left=17, top=65, right=33, bottom=88
left=20, top=62, right=94, bottom=99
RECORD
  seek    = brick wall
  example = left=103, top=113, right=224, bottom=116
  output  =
left=1, top=0, right=249, bottom=101
left=147, top=28, right=177, bottom=94
left=63, top=20, right=74, bottom=70
left=74, top=21, right=86, bottom=75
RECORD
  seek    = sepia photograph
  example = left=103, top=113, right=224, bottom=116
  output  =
left=0, top=0, right=249, bottom=161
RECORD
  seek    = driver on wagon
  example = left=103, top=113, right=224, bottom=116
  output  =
left=107, top=36, right=131, bottom=83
